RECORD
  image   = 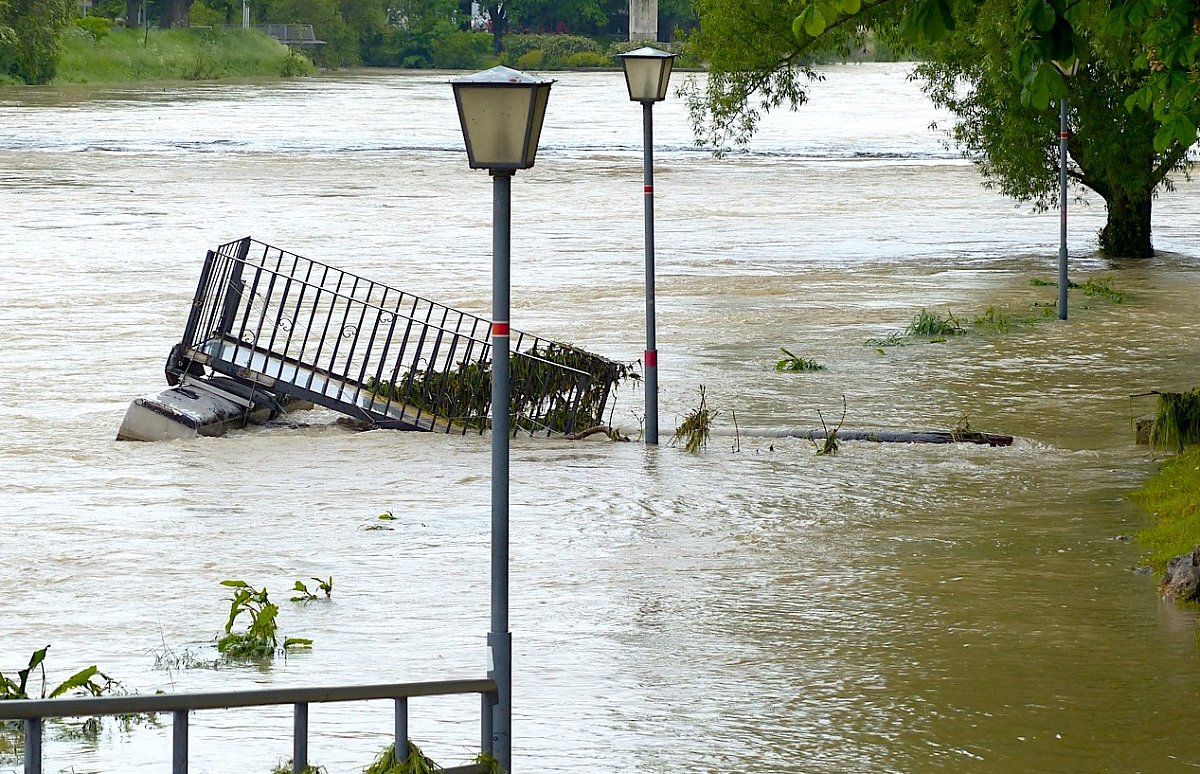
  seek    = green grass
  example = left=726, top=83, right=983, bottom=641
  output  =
left=904, top=308, right=966, bottom=337
left=1133, top=446, right=1200, bottom=572
left=55, top=27, right=313, bottom=83
left=1149, top=389, right=1200, bottom=453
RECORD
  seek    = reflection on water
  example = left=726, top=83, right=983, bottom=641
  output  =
left=1, top=66, right=1199, bottom=773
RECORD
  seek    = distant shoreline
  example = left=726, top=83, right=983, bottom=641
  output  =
left=51, top=26, right=313, bottom=85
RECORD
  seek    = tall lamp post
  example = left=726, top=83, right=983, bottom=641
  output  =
left=618, top=46, right=675, bottom=445
left=451, top=65, right=553, bottom=774
left=1051, top=57, right=1080, bottom=321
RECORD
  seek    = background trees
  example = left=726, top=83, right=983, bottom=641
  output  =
left=685, top=0, right=1200, bottom=258
left=0, top=0, right=74, bottom=82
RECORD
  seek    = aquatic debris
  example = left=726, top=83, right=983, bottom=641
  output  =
left=774, top=348, right=826, bottom=372
left=672, top=385, right=719, bottom=453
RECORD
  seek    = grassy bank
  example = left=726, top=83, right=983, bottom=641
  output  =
left=1134, top=446, right=1200, bottom=571
left=55, top=27, right=313, bottom=83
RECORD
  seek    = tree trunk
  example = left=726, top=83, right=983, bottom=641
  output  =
left=1099, top=191, right=1154, bottom=258
left=125, top=0, right=141, bottom=26
left=159, top=0, right=192, bottom=28
left=487, top=3, right=506, bottom=55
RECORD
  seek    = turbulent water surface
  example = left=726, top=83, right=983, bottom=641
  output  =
left=2, top=64, right=1200, bottom=773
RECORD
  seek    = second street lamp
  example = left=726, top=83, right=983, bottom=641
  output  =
left=618, top=46, right=675, bottom=446
left=450, top=64, right=553, bottom=773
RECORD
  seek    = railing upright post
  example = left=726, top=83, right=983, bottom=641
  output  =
left=481, top=691, right=495, bottom=758
left=394, top=697, right=409, bottom=762
left=293, top=702, right=309, bottom=772
left=23, top=717, right=42, bottom=774
left=172, top=710, right=189, bottom=774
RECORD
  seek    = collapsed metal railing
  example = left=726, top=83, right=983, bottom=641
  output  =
left=166, top=237, right=626, bottom=436
left=0, top=678, right=496, bottom=774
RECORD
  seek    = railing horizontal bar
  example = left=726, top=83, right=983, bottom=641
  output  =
left=217, top=255, right=620, bottom=370
left=443, top=765, right=491, bottom=774
left=0, top=678, right=497, bottom=721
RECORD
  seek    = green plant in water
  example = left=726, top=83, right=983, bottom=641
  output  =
left=814, top=396, right=847, bottom=456
left=865, top=331, right=908, bottom=348
left=905, top=309, right=966, bottom=337
left=473, top=751, right=505, bottom=774
left=217, top=580, right=312, bottom=659
left=1080, top=275, right=1127, bottom=303
left=270, top=759, right=325, bottom=774
left=971, top=305, right=1044, bottom=333
left=1149, top=389, right=1200, bottom=452
left=291, top=577, right=333, bottom=602
left=1029, top=277, right=1056, bottom=287
left=363, top=741, right=442, bottom=774
left=1, top=646, right=113, bottom=701
left=950, top=413, right=973, bottom=442
left=774, top=348, right=826, bottom=372
left=671, top=385, right=719, bottom=453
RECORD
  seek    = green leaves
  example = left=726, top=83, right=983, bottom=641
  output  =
left=2, top=647, right=110, bottom=701
left=899, top=0, right=956, bottom=43
left=291, top=576, right=333, bottom=602
left=790, top=0, right=865, bottom=40
left=1153, top=111, right=1199, bottom=151
left=794, top=4, right=827, bottom=37
left=218, top=579, right=314, bottom=661
left=48, top=666, right=104, bottom=699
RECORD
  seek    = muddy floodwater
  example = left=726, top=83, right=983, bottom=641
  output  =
left=2, top=65, right=1200, bottom=772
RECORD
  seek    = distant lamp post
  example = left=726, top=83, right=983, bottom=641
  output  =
left=618, top=46, right=675, bottom=445
left=1051, top=57, right=1080, bottom=320
left=451, top=65, right=553, bottom=774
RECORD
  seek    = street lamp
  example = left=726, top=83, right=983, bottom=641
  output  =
left=618, top=46, right=675, bottom=445
left=451, top=65, right=553, bottom=774
left=1051, top=57, right=1080, bottom=320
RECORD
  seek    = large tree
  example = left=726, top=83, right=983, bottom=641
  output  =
left=684, top=0, right=1200, bottom=258
left=0, top=0, right=74, bottom=83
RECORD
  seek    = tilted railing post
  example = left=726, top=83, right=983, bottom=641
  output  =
left=172, top=710, right=188, bottom=773
left=293, top=702, right=309, bottom=772
left=23, top=717, right=41, bottom=774
left=217, top=237, right=252, bottom=339
left=395, top=697, right=409, bottom=763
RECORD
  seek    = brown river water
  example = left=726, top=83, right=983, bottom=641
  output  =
left=2, top=64, right=1200, bottom=772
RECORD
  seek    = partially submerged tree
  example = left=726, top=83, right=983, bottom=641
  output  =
left=684, top=0, right=1200, bottom=258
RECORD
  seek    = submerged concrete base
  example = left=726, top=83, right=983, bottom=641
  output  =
left=116, top=377, right=310, bottom=442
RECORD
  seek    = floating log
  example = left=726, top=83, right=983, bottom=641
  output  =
left=718, top=428, right=1014, bottom=446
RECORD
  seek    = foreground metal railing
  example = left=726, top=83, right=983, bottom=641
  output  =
left=166, top=237, right=623, bottom=436
left=0, top=678, right=497, bottom=774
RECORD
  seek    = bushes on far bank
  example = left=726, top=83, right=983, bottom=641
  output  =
left=54, top=27, right=314, bottom=83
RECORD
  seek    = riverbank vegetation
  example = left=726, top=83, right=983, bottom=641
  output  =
left=55, top=25, right=313, bottom=81
left=1134, top=445, right=1200, bottom=572
left=1, top=0, right=697, bottom=85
